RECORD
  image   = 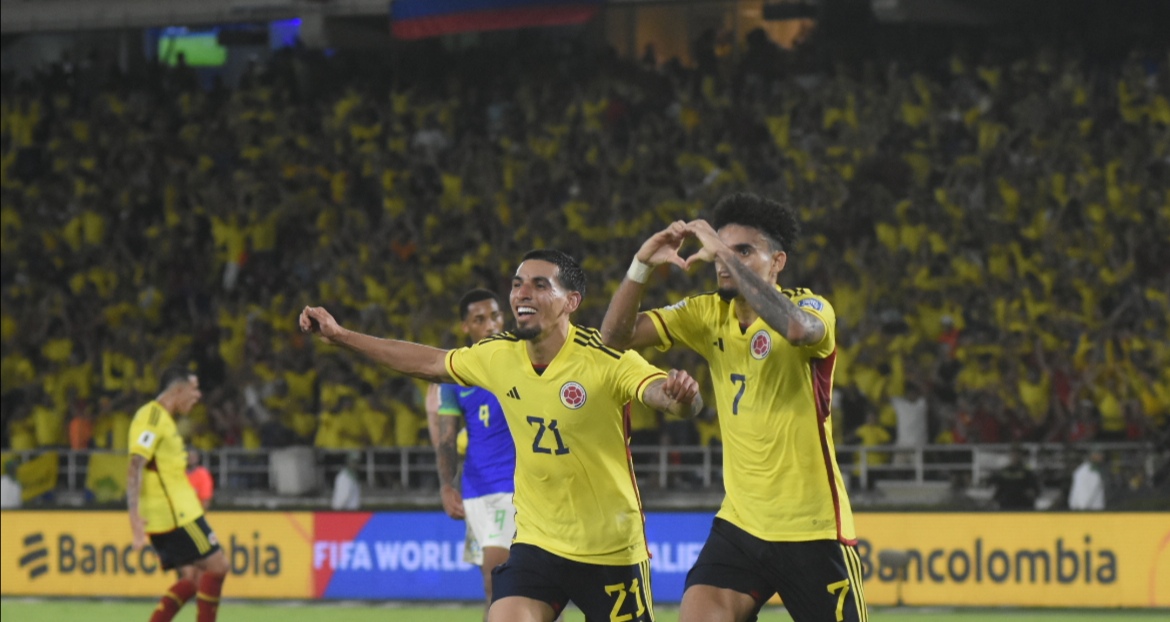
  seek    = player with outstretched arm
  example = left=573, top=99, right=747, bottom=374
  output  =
left=301, top=249, right=702, bottom=622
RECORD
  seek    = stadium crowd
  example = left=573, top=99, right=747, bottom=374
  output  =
left=1, top=30, right=1167, bottom=489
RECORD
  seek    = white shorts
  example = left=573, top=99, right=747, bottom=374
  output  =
left=461, top=492, right=516, bottom=565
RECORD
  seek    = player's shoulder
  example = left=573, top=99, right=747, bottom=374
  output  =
left=668, top=290, right=725, bottom=309
left=653, top=290, right=726, bottom=316
left=782, top=287, right=833, bottom=313
left=571, top=326, right=624, bottom=361
left=471, top=331, right=523, bottom=349
left=131, top=401, right=168, bottom=426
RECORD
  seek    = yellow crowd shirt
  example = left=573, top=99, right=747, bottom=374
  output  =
left=646, top=287, right=857, bottom=543
left=445, top=325, right=666, bottom=565
left=128, top=401, right=204, bottom=533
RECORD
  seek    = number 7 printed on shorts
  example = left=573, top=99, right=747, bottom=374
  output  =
left=827, top=578, right=850, bottom=622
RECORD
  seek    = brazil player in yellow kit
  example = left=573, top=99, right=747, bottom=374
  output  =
left=602, top=193, right=867, bottom=622
left=301, top=249, right=702, bottom=622
left=127, top=368, right=230, bottom=622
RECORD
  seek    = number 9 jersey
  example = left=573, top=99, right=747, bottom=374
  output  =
left=646, top=287, right=857, bottom=544
left=444, top=325, right=667, bottom=566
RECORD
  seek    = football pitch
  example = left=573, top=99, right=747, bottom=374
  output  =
left=0, top=599, right=1164, bottom=622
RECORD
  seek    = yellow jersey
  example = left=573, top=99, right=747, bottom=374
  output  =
left=647, top=287, right=857, bottom=543
left=445, top=324, right=666, bottom=565
left=128, top=401, right=204, bottom=533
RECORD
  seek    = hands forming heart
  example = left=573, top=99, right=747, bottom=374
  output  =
left=634, top=219, right=729, bottom=272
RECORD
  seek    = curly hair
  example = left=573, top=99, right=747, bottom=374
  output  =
left=711, top=192, right=801, bottom=252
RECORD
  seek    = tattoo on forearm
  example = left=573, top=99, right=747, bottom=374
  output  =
left=127, top=455, right=146, bottom=512
left=724, top=255, right=825, bottom=345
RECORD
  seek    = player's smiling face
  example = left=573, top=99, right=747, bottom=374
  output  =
left=510, top=259, right=579, bottom=340
left=715, top=223, right=786, bottom=298
left=462, top=298, right=504, bottom=342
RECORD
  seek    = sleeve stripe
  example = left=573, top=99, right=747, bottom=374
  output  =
left=445, top=350, right=474, bottom=387
left=573, top=337, right=621, bottom=359
left=634, top=372, right=669, bottom=402
left=648, top=310, right=674, bottom=348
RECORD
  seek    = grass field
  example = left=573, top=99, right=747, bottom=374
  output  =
left=1, top=599, right=1165, bottom=622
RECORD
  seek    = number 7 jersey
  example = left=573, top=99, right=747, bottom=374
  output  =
left=444, top=324, right=668, bottom=565
left=646, top=287, right=856, bottom=544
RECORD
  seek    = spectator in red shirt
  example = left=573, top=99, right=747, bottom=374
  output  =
left=68, top=401, right=93, bottom=450
left=186, top=449, right=214, bottom=510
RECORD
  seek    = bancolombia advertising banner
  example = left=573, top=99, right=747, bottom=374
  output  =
left=855, top=513, right=1170, bottom=607
left=0, top=511, right=313, bottom=598
left=4, top=510, right=1167, bottom=607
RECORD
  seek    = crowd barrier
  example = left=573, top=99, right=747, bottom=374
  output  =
left=2, top=510, right=1166, bottom=607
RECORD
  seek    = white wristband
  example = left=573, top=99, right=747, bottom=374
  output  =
left=626, top=257, right=653, bottom=284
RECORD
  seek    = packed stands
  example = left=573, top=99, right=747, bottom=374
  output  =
left=2, top=31, right=1167, bottom=505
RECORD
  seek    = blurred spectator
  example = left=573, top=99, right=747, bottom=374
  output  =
left=989, top=446, right=1041, bottom=510
left=849, top=412, right=892, bottom=490
left=890, top=380, right=928, bottom=466
left=68, top=401, right=94, bottom=450
left=1068, top=447, right=1108, bottom=510
left=1, top=461, right=21, bottom=509
left=186, top=448, right=214, bottom=510
left=331, top=451, right=362, bottom=510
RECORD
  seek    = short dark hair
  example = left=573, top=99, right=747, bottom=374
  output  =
left=520, top=249, right=586, bottom=296
left=711, top=192, right=801, bottom=252
left=158, top=366, right=194, bottom=394
left=458, top=289, right=500, bottom=320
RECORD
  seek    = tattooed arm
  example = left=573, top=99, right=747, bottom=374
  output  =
left=685, top=219, right=825, bottom=346
left=720, top=254, right=826, bottom=345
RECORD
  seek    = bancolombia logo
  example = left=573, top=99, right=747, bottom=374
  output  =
left=19, top=533, right=49, bottom=579
left=28, top=531, right=283, bottom=577
left=858, top=536, right=1118, bottom=585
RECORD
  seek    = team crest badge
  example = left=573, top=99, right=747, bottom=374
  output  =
left=560, top=382, right=587, bottom=409
left=750, top=330, right=772, bottom=360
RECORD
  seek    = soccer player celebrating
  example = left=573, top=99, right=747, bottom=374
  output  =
left=127, top=369, right=230, bottom=622
left=601, top=193, right=868, bottom=622
left=425, top=288, right=518, bottom=621
left=301, top=249, right=701, bottom=622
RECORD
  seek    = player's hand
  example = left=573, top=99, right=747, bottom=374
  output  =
left=130, top=512, right=147, bottom=552
left=682, top=219, right=728, bottom=270
left=299, top=306, right=344, bottom=345
left=661, top=369, right=700, bottom=406
left=440, top=484, right=465, bottom=520
left=635, top=220, right=689, bottom=270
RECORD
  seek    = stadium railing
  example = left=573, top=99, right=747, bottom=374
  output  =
left=1, top=441, right=1159, bottom=508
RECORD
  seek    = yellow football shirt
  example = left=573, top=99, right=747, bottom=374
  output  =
left=445, top=324, right=666, bottom=565
left=128, top=401, right=204, bottom=533
left=647, top=287, right=857, bottom=543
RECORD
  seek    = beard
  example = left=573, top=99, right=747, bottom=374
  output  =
left=717, top=288, right=738, bottom=301
left=513, top=324, right=541, bottom=340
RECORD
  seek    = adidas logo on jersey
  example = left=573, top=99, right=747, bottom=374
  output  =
left=506, top=387, right=521, bottom=400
